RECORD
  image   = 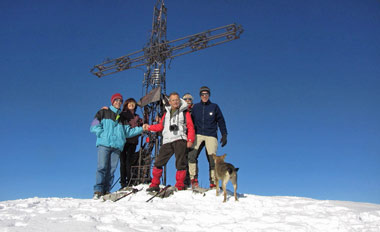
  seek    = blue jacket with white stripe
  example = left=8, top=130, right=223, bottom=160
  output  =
left=90, top=105, right=143, bottom=151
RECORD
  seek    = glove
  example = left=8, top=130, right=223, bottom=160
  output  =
left=220, top=134, right=227, bottom=147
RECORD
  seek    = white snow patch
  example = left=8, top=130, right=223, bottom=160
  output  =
left=0, top=185, right=379, bottom=232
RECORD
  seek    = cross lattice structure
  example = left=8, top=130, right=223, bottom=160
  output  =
left=90, top=0, right=243, bottom=185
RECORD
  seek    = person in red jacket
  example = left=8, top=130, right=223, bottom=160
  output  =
left=144, top=92, right=195, bottom=191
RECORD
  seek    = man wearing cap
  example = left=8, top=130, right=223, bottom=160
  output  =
left=182, top=93, right=194, bottom=188
left=188, top=86, right=228, bottom=189
left=90, top=93, right=147, bottom=199
left=182, top=93, right=194, bottom=113
left=182, top=92, right=207, bottom=188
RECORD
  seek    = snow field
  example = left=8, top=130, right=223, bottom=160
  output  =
left=0, top=185, right=379, bottom=232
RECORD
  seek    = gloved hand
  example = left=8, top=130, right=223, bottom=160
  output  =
left=220, top=134, right=227, bottom=147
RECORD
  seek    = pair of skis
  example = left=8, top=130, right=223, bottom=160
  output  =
left=146, top=185, right=211, bottom=202
left=192, top=186, right=210, bottom=194
left=102, top=185, right=212, bottom=202
left=146, top=185, right=175, bottom=202
left=102, top=188, right=141, bottom=202
left=102, top=185, right=173, bottom=202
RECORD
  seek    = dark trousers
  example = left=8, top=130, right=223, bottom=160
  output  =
left=119, top=142, right=137, bottom=187
left=154, top=140, right=187, bottom=170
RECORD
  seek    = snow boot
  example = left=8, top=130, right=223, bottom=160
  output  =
left=191, top=178, right=199, bottom=189
left=146, top=167, right=162, bottom=192
left=93, top=191, right=103, bottom=200
left=175, top=170, right=187, bottom=190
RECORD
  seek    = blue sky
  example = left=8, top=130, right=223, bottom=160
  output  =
left=1, top=0, right=379, bottom=204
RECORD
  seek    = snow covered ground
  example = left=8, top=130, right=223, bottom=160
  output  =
left=1, top=184, right=379, bottom=232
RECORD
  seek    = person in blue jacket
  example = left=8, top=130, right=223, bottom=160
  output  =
left=90, top=93, right=146, bottom=199
left=188, top=86, right=228, bottom=189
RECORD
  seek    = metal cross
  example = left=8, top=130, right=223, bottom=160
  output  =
left=90, top=0, right=243, bottom=185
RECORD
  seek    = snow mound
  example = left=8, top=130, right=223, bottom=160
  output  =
left=1, top=185, right=379, bottom=232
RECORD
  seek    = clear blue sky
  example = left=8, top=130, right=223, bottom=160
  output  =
left=1, top=0, right=379, bottom=204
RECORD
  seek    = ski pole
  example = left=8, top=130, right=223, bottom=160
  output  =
left=146, top=185, right=171, bottom=202
left=110, top=177, right=121, bottom=191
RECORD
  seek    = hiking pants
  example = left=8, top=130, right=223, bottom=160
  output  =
left=188, top=134, right=218, bottom=182
left=119, top=142, right=137, bottom=187
left=154, top=140, right=187, bottom=170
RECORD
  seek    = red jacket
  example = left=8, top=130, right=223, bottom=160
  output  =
left=149, top=102, right=195, bottom=144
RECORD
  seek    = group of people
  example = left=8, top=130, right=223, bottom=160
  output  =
left=90, top=86, right=228, bottom=199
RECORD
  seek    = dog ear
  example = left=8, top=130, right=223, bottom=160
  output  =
left=222, top=154, right=227, bottom=159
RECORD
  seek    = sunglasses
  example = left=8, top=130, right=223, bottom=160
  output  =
left=183, top=98, right=192, bottom=101
left=114, top=99, right=123, bottom=103
left=200, top=93, right=209, bottom=96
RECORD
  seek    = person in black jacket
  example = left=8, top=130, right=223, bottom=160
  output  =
left=119, top=98, right=143, bottom=190
left=188, top=86, right=228, bottom=189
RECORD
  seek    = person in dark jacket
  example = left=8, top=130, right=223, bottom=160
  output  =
left=119, top=98, right=143, bottom=190
left=90, top=93, right=146, bottom=199
left=188, top=86, right=228, bottom=189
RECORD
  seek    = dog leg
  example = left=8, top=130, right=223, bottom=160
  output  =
left=232, top=177, right=238, bottom=201
left=215, top=177, right=219, bottom=196
left=233, top=183, right=238, bottom=201
left=222, top=179, right=228, bottom=203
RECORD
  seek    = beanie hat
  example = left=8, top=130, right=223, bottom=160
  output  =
left=111, top=93, right=123, bottom=104
left=199, top=86, right=210, bottom=96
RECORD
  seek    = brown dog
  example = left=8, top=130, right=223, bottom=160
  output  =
left=212, top=154, right=239, bottom=202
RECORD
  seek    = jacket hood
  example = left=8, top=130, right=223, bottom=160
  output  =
left=165, top=98, right=188, bottom=112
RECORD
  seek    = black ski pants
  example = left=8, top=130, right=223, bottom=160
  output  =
left=119, top=142, right=137, bottom=187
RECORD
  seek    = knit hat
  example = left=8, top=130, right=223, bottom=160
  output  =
left=111, top=93, right=123, bottom=104
left=199, top=86, right=210, bottom=96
